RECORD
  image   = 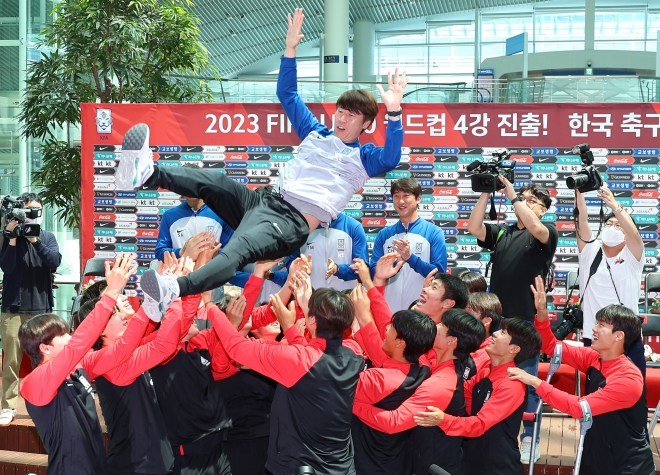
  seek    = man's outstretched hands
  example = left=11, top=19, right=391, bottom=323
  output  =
left=530, top=275, right=549, bottom=322
left=284, top=8, right=305, bottom=58
left=376, top=67, right=408, bottom=113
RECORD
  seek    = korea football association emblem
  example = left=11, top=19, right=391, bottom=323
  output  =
left=96, top=108, right=113, bottom=134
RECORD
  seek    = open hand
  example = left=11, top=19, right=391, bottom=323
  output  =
left=413, top=406, right=445, bottom=427
left=376, top=68, right=408, bottom=112
left=530, top=275, right=548, bottom=322
left=285, top=8, right=305, bottom=56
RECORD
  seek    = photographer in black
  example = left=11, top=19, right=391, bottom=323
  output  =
left=0, top=193, right=61, bottom=425
left=574, top=183, right=645, bottom=376
left=467, top=176, right=557, bottom=463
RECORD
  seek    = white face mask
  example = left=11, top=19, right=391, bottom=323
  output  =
left=25, top=216, right=43, bottom=226
left=600, top=227, right=625, bottom=247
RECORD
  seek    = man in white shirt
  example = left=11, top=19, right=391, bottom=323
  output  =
left=574, top=183, right=645, bottom=376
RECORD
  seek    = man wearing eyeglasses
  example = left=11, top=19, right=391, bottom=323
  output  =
left=467, top=176, right=557, bottom=463
left=575, top=184, right=645, bottom=376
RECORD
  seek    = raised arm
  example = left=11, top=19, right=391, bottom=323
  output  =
left=574, top=188, right=592, bottom=252
left=598, top=185, right=643, bottom=261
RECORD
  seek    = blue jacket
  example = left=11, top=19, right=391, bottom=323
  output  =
left=0, top=230, right=61, bottom=312
left=155, top=202, right=249, bottom=287
left=287, top=214, right=368, bottom=291
left=370, top=218, right=447, bottom=312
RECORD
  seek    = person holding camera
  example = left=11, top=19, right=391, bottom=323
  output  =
left=466, top=176, right=557, bottom=463
left=0, top=192, right=61, bottom=426
left=574, top=184, right=645, bottom=375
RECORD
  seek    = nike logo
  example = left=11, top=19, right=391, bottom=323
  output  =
left=99, top=245, right=109, bottom=249
left=437, top=222, right=449, bottom=226
left=98, top=223, right=110, bottom=227
left=561, top=257, right=573, bottom=261
left=275, top=147, right=287, bottom=152
left=639, top=225, right=650, bottom=230
left=98, top=146, right=110, bottom=151
left=160, top=154, right=178, bottom=160
left=614, top=192, right=625, bottom=196
left=465, top=149, right=475, bottom=153
left=439, top=157, right=451, bottom=162
left=366, top=227, right=380, bottom=234
left=207, top=162, right=221, bottom=167
left=641, top=158, right=652, bottom=163
left=561, top=232, right=573, bottom=236
left=539, top=158, right=549, bottom=162
left=272, top=222, right=283, bottom=235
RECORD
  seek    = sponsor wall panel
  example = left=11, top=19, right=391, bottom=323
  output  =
left=81, top=103, right=660, bottom=310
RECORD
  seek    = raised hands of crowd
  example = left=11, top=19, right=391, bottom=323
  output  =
left=158, top=251, right=194, bottom=279
left=226, top=295, right=247, bottom=330
left=254, top=258, right=284, bottom=279
left=289, top=270, right=312, bottom=317
left=350, top=284, right=374, bottom=329
left=104, top=253, right=139, bottom=300
left=289, top=253, right=312, bottom=275
left=350, top=258, right=374, bottom=290
left=180, top=231, right=216, bottom=262
left=530, top=275, right=548, bottom=323
left=373, top=252, right=405, bottom=286
left=270, top=293, right=297, bottom=332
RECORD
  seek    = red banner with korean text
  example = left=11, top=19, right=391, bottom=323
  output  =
left=81, top=102, right=660, bottom=312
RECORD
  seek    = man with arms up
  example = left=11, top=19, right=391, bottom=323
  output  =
left=466, top=177, right=557, bottom=462
left=115, top=7, right=407, bottom=302
left=574, top=184, right=645, bottom=375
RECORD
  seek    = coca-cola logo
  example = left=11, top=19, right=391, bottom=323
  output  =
left=612, top=157, right=633, bottom=164
left=557, top=222, right=576, bottom=230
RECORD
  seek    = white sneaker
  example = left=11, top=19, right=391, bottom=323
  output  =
left=520, top=436, right=541, bottom=463
left=140, top=270, right=180, bottom=322
left=0, top=408, right=16, bottom=426
left=115, top=123, right=154, bottom=190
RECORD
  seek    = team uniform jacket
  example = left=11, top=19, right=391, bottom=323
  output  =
left=208, top=307, right=364, bottom=475
left=535, top=318, right=654, bottom=475
left=275, top=56, right=403, bottom=224
left=19, top=295, right=120, bottom=475
left=287, top=213, right=368, bottom=291
left=439, top=362, right=526, bottom=475
left=370, top=218, right=447, bottom=312
left=93, top=297, right=199, bottom=475
left=155, top=202, right=249, bottom=286
left=470, top=336, right=493, bottom=375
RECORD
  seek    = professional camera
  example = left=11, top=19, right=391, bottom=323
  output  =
left=566, top=144, right=603, bottom=193
left=553, top=304, right=583, bottom=340
left=0, top=194, right=41, bottom=238
left=466, top=151, right=516, bottom=193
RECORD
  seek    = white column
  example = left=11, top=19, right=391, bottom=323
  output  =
left=656, top=30, right=660, bottom=76
left=474, top=2, right=481, bottom=76
left=585, top=0, right=595, bottom=50
left=352, top=19, right=375, bottom=83
left=18, top=0, right=27, bottom=193
left=323, top=0, right=349, bottom=82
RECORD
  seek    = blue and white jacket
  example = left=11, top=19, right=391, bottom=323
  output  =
left=275, top=56, right=403, bottom=223
left=288, top=214, right=368, bottom=291
left=370, top=217, right=447, bottom=312
left=155, top=202, right=249, bottom=286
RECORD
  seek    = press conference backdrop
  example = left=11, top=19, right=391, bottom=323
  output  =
left=81, top=102, right=660, bottom=313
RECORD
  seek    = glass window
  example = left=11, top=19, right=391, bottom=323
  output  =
left=534, top=12, right=585, bottom=43
left=481, top=16, right=532, bottom=44
left=379, top=32, right=426, bottom=46
left=595, top=12, right=646, bottom=41
left=429, top=45, right=474, bottom=74
left=378, top=45, right=428, bottom=75
left=428, top=23, right=474, bottom=43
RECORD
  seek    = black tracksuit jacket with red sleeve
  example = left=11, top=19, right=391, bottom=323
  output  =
left=209, top=306, right=364, bottom=475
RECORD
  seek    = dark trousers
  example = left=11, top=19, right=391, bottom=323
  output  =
left=147, top=167, right=309, bottom=296
left=223, top=437, right=269, bottom=475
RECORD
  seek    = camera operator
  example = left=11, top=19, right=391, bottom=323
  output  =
left=575, top=184, right=645, bottom=376
left=467, top=175, right=557, bottom=463
left=0, top=193, right=61, bottom=425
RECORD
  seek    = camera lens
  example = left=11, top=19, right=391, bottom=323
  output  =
left=566, top=174, right=589, bottom=190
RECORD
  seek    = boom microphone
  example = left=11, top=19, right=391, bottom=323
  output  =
left=466, top=160, right=481, bottom=172
left=429, top=464, right=451, bottom=475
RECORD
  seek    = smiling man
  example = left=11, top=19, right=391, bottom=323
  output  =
left=370, top=178, right=447, bottom=311
left=508, top=276, right=654, bottom=475
left=115, top=7, right=408, bottom=303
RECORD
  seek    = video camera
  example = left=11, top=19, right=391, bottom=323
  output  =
left=466, top=151, right=516, bottom=193
left=1, top=194, right=42, bottom=238
left=554, top=304, right=583, bottom=341
left=566, top=144, right=603, bottom=193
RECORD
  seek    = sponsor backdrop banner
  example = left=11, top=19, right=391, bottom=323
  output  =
left=81, top=102, right=660, bottom=311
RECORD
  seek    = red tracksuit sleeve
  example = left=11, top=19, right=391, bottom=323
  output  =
left=81, top=307, right=151, bottom=381
left=208, top=304, right=321, bottom=388
left=440, top=366, right=526, bottom=437
left=354, top=322, right=387, bottom=368
left=251, top=301, right=304, bottom=331
left=353, top=368, right=406, bottom=406
left=352, top=363, right=457, bottom=434
left=101, top=300, right=183, bottom=386
left=283, top=325, right=307, bottom=346
left=189, top=325, right=240, bottom=381
left=20, top=295, right=116, bottom=406
left=535, top=318, right=600, bottom=373
left=367, top=287, right=394, bottom=339
left=179, top=294, right=201, bottom=340
left=240, top=275, right=264, bottom=330
left=536, top=355, right=644, bottom=419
